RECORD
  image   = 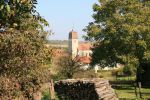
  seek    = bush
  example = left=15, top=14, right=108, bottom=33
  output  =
left=0, top=30, right=52, bottom=99
left=57, top=56, right=82, bottom=79
left=112, top=68, right=124, bottom=76
left=112, top=65, right=136, bottom=77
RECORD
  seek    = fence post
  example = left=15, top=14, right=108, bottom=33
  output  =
left=50, top=79, right=55, bottom=100
left=138, top=82, right=142, bottom=99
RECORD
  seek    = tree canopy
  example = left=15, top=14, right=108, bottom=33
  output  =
left=84, top=0, right=150, bottom=69
left=0, top=0, right=52, bottom=99
left=0, top=0, right=48, bottom=30
left=57, top=56, right=81, bottom=79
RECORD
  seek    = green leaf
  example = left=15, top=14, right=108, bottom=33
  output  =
left=16, top=0, right=20, bottom=3
left=13, top=0, right=16, bottom=3
left=0, top=5, right=4, bottom=10
left=6, top=4, right=10, bottom=12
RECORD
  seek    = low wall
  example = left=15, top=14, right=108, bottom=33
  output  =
left=55, top=78, right=118, bottom=100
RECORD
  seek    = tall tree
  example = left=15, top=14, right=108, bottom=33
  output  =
left=0, top=0, right=52, bottom=99
left=84, top=0, right=150, bottom=79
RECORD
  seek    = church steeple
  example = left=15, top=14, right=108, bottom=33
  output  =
left=68, top=30, right=79, bottom=58
left=69, top=30, right=78, bottom=39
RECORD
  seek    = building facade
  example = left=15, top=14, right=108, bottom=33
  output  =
left=68, top=30, right=92, bottom=66
left=68, top=30, right=79, bottom=58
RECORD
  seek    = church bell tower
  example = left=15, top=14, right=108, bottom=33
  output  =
left=68, top=30, right=78, bottom=58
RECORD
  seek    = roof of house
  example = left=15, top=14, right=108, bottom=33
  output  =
left=69, top=30, right=78, bottom=39
left=75, top=56, right=91, bottom=64
left=78, top=42, right=92, bottom=51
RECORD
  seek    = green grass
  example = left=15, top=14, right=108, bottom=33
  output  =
left=42, top=89, right=59, bottom=100
left=74, top=70, right=150, bottom=99
left=98, top=70, right=115, bottom=80
left=42, top=89, right=50, bottom=100
left=97, top=70, right=150, bottom=99
left=115, top=86, right=150, bottom=99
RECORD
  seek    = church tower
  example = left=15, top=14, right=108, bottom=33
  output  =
left=68, top=30, right=78, bottom=58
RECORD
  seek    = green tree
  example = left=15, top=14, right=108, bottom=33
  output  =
left=0, top=0, right=52, bottom=99
left=57, top=56, right=81, bottom=79
left=0, top=0, right=48, bottom=30
left=84, top=0, right=150, bottom=78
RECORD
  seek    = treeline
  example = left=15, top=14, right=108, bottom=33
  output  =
left=47, top=40, right=85, bottom=45
left=47, top=40, right=68, bottom=45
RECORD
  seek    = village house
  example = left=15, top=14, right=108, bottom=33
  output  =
left=68, top=30, right=123, bottom=71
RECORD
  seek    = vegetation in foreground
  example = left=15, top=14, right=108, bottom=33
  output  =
left=0, top=0, right=52, bottom=99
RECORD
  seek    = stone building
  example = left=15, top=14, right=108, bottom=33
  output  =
left=68, top=30, right=79, bottom=58
left=68, top=30, right=92, bottom=69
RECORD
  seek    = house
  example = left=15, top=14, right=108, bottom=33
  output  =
left=68, top=30, right=93, bottom=70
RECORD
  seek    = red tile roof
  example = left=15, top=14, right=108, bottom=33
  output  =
left=78, top=42, right=92, bottom=51
left=75, top=56, right=91, bottom=64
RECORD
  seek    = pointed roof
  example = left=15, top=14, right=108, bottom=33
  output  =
left=69, top=30, right=78, bottom=39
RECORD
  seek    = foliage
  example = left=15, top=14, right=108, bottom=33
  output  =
left=112, top=66, right=136, bottom=77
left=0, top=30, right=52, bottom=99
left=112, top=68, right=124, bottom=76
left=84, top=0, right=150, bottom=71
left=0, top=0, right=52, bottom=99
left=57, top=56, right=82, bottom=79
left=123, top=65, right=136, bottom=76
left=0, top=0, right=49, bottom=30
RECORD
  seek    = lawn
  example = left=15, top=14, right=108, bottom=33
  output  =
left=115, top=88, right=150, bottom=99
left=97, top=70, right=150, bottom=100
left=113, top=83, right=150, bottom=99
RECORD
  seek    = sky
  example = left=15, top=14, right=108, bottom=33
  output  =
left=36, top=0, right=98, bottom=40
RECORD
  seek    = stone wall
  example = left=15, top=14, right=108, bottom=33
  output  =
left=55, top=78, right=118, bottom=100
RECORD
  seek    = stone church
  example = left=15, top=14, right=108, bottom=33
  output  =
left=68, top=30, right=92, bottom=66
